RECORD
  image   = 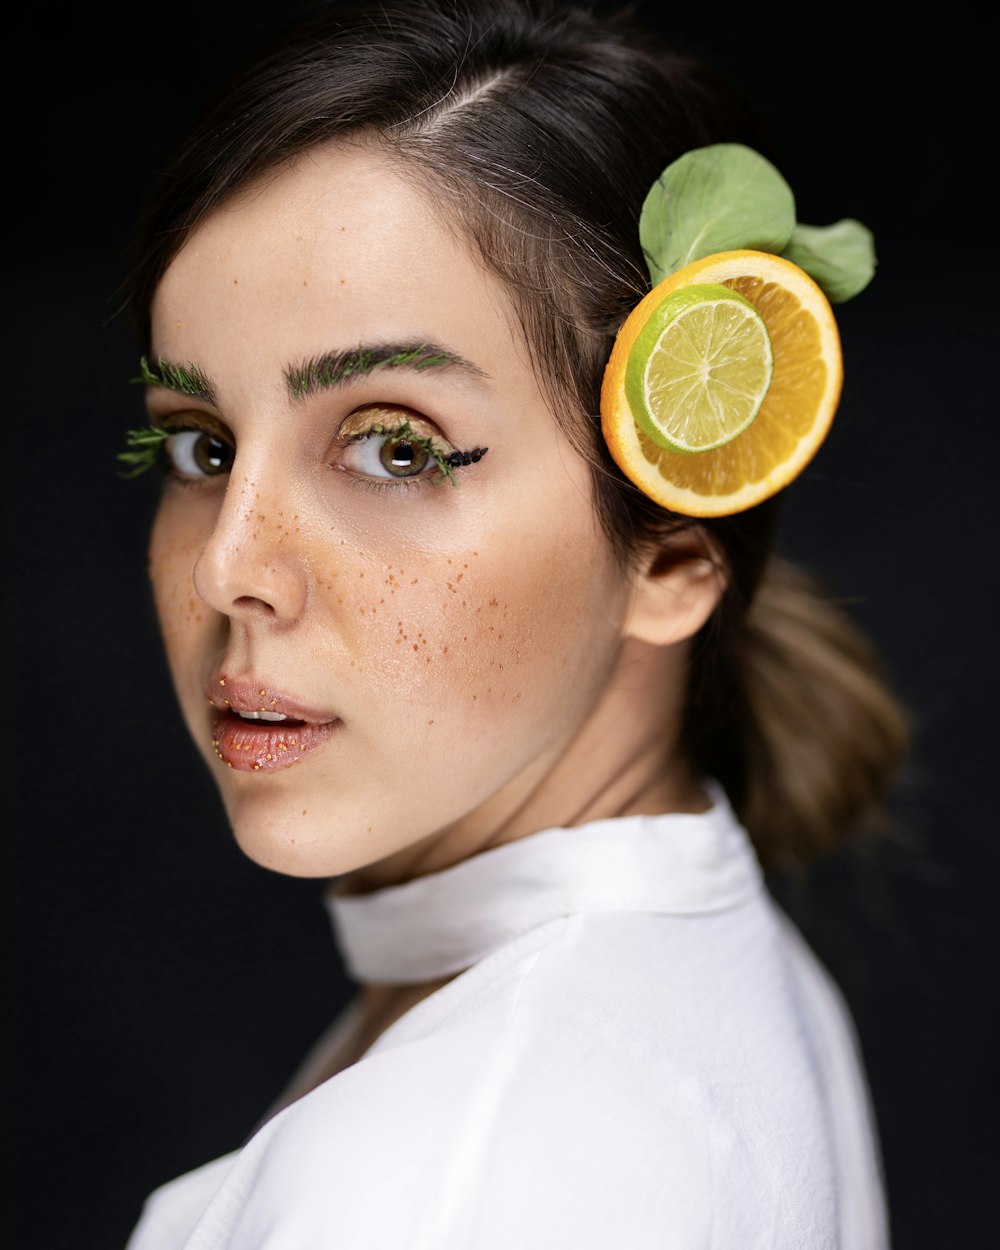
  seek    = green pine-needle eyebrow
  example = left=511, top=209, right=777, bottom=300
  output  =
left=132, top=355, right=216, bottom=402
left=287, top=342, right=478, bottom=398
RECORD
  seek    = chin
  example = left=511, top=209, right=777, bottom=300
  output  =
left=220, top=787, right=389, bottom=879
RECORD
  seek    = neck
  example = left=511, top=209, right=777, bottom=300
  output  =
left=337, top=634, right=703, bottom=898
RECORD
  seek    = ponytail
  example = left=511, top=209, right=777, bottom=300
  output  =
left=689, top=558, right=911, bottom=871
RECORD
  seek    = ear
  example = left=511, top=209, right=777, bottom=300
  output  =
left=623, top=527, right=728, bottom=647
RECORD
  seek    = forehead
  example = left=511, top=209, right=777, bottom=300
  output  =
left=150, top=144, right=526, bottom=379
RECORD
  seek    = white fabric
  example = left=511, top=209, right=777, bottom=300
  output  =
left=126, top=786, right=890, bottom=1248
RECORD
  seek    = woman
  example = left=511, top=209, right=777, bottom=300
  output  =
left=121, top=0, right=907, bottom=1244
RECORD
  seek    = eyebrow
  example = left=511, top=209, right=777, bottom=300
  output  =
left=137, top=340, right=486, bottom=407
left=286, top=341, right=487, bottom=399
left=135, top=356, right=218, bottom=405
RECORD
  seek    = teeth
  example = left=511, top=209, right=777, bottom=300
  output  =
left=236, top=711, right=288, bottom=722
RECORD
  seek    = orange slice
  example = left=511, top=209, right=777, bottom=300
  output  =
left=601, top=249, right=843, bottom=516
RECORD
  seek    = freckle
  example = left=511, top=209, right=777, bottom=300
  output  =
left=339, top=278, right=346, bottom=285
left=463, top=563, right=469, bottom=569
left=442, top=645, right=449, bottom=654
left=413, top=644, right=419, bottom=651
left=175, top=320, right=183, bottom=328
left=427, top=720, right=434, bottom=725
left=233, top=277, right=238, bottom=285
left=410, top=578, right=418, bottom=585
left=380, top=598, right=385, bottom=604
left=359, top=571, right=364, bottom=578
left=302, top=810, right=307, bottom=816
left=456, top=573, right=464, bottom=581
left=303, top=280, right=308, bottom=287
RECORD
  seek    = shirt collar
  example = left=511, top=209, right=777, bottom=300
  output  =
left=324, top=782, right=761, bottom=984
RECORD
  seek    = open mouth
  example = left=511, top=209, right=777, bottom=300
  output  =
left=211, top=708, right=336, bottom=772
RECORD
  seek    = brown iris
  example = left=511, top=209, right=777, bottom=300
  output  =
left=379, top=434, right=430, bottom=477
left=184, top=432, right=234, bottom=476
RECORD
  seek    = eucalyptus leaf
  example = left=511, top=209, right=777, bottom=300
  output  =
left=781, top=219, right=877, bottom=303
left=639, top=143, right=796, bottom=284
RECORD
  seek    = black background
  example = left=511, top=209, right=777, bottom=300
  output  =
left=12, top=3, right=997, bottom=1248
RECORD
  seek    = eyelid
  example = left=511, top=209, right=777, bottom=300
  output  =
left=149, top=407, right=233, bottom=442
left=337, top=404, right=449, bottom=449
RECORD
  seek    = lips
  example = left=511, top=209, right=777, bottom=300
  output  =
left=206, top=676, right=339, bottom=772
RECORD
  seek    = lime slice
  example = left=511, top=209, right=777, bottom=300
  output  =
left=624, top=282, right=774, bottom=454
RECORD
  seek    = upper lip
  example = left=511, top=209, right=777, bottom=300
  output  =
left=205, top=675, right=338, bottom=724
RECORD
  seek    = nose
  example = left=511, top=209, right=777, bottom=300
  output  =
left=193, top=466, right=308, bottom=624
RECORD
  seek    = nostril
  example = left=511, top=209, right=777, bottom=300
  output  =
left=232, top=594, right=277, bottom=614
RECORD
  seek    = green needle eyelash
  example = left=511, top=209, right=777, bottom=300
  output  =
left=118, top=424, right=169, bottom=478
left=355, top=419, right=489, bottom=486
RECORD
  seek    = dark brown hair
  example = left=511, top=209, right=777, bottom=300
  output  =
left=124, top=0, right=908, bottom=868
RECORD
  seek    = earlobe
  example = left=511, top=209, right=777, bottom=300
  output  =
left=623, top=534, right=728, bottom=647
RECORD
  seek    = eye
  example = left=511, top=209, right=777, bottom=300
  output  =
left=164, top=429, right=235, bottom=479
left=337, top=409, right=450, bottom=482
left=345, top=428, right=435, bottom=479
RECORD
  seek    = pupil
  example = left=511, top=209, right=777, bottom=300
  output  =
left=194, top=435, right=232, bottom=475
left=380, top=437, right=429, bottom=477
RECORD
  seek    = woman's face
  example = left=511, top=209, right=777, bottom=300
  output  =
left=147, top=144, right=642, bottom=880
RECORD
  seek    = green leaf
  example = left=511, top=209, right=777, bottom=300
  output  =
left=639, top=143, right=796, bottom=285
left=780, top=219, right=877, bottom=303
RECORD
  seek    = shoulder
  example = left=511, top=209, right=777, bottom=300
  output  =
left=208, top=906, right=848, bottom=1248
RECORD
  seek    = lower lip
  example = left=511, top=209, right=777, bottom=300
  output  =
left=211, top=714, right=339, bottom=772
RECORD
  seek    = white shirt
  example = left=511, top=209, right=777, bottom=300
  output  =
left=126, top=785, right=889, bottom=1248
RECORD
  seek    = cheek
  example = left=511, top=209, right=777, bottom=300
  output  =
left=323, top=533, right=627, bottom=739
left=147, top=503, right=213, bottom=668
